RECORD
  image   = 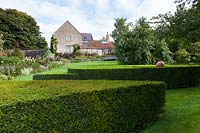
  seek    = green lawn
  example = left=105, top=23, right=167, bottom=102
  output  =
left=14, top=60, right=200, bottom=81
left=14, top=61, right=118, bottom=81
left=143, top=86, right=200, bottom=133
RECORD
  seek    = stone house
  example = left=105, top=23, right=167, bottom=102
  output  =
left=53, top=20, right=114, bottom=55
left=53, top=21, right=82, bottom=54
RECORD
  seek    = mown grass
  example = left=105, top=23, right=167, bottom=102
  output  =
left=143, top=86, right=200, bottom=133
left=14, top=61, right=118, bottom=81
left=14, top=61, right=200, bottom=81
left=69, top=63, right=200, bottom=69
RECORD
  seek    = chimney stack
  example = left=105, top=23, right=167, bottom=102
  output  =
left=106, top=32, right=109, bottom=41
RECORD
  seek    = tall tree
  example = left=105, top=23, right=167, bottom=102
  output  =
left=50, top=36, right=58, bottom=54
left=112, top=17, right=154, bottom=64
left=112, top=17, right=174, bottom=65
left=152, top=0, right=200, bottom=63
left=111, top=18, right=131, bottom=64
left=128, top=17, right=154, bottom=64
left=0, top=8, right=47, bottom=50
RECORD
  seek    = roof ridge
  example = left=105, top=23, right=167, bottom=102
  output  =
left=53, top=20, right=80, bottom=35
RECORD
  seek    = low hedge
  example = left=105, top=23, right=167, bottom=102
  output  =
left=67, top=66, right=200, bottom=89
left=0, top=80, right=166, bottom=132
left=33, top=73, right=76, bottom=80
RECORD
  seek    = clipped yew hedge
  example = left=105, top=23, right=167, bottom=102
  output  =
left=0, top=80, right=166, bottom=132
left=67, top=66, right=200, bottom=89
left=33, top=73, right=76, bottom=80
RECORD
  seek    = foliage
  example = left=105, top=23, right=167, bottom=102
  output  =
left=112, top=17, right=173, bottom=65
left=9, top=49, right=24, bottom=59
left=152, top=39, right=174, bottom=63
left=0, top=34, right=4, bottom=51
left=0, top=54, right=65, bottom=79
left=67, top=65, right=200, bottom=89
left=0, top=56, right=22, bottom=77
left=0, top=8, right=47, bottom=50
left=111, top=18, right=130, bottom=64
left=50, top=36, right=58, bottom=54
left=0, top=56, right=21, bottom=65
left=125, top=17, right=153, bottom=64
left=33, top=74, right=75, bottom=80
left=100, top=36, right=107, bottom=41
left=42, top=49, right=53, bottom=59
left=175, top=49, right=191, bottom=63
left=0, top=74, right=8, bottom=80
left=152, top=0, right=200, bottom=64
left=188, top=41, right=200, bottom=63
left=0, top=80, right=166, bottom=132
left=72, top=44, right=80, bottom=57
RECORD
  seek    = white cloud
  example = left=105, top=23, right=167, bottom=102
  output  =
left=0, top=0, right=176, bottom=45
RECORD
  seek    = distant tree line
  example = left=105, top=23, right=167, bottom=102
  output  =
left=0, top=8, right=47, bottom=50
left=112, top=0, right=200, bottom=64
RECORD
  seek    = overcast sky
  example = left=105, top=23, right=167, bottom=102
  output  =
left=0, top=0, right=176, bottom=44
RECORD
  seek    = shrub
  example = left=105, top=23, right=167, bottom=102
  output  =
left=0, top=74, right=8, bottom=80
left=10, top=49, right=24, bottom=59
left=67, top=66, right=200, bottom=89
left=33, top=74, right=76, bottom=80
left=0, top=56, right=22, bottom=76
left=0, top=80, right=166, bottom=132
left=0, top=56, right=21, bottom=65
left=175, top=49, right=191, bottom=63
left=188, top=42, right=200, bottom=63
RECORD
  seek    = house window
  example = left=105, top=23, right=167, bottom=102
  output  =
left=66, top=45, right=72, bottom=53
left=87, top=49, right=92, bottom=54
left=66, top=35, right=71, bottom=42
left=97, top=49, right=103, bottom=56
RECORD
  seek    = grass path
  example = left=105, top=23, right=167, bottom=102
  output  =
left=143, top=86, right=200, bottom=133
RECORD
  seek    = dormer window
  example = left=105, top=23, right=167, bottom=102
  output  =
left=66, top=35, right=71, bottom=42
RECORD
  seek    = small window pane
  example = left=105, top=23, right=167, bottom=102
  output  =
left=66, top=35, right=71, bottom=42
left=66, top=45, right=72, bottom=53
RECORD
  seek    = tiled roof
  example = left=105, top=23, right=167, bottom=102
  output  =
left=81, top=33, right=93, bottom=41
left=81, top=41, right=115, bottom=49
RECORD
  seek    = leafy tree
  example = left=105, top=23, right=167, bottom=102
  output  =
left=50, top=36, right=58, bottom=54
left=175, top=0, right=198, bottom=5
left=152, top=39, right=174, bottom=63
left=100, top=36, right=106, bottom=41
left=131, top=17, right=154, bottom=64
left=112, top=17, right=154, bottom=64
left=152, top=0, right=200, bottom=63
left=0, top=8, right=47, bottom=50
left=188, top=41, right=200, bottom=63
left=72, top=44, right=80, bottom=57
left=111, top=18, right=131, bottom=64
left=175, top=49, right=191, bottom=63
